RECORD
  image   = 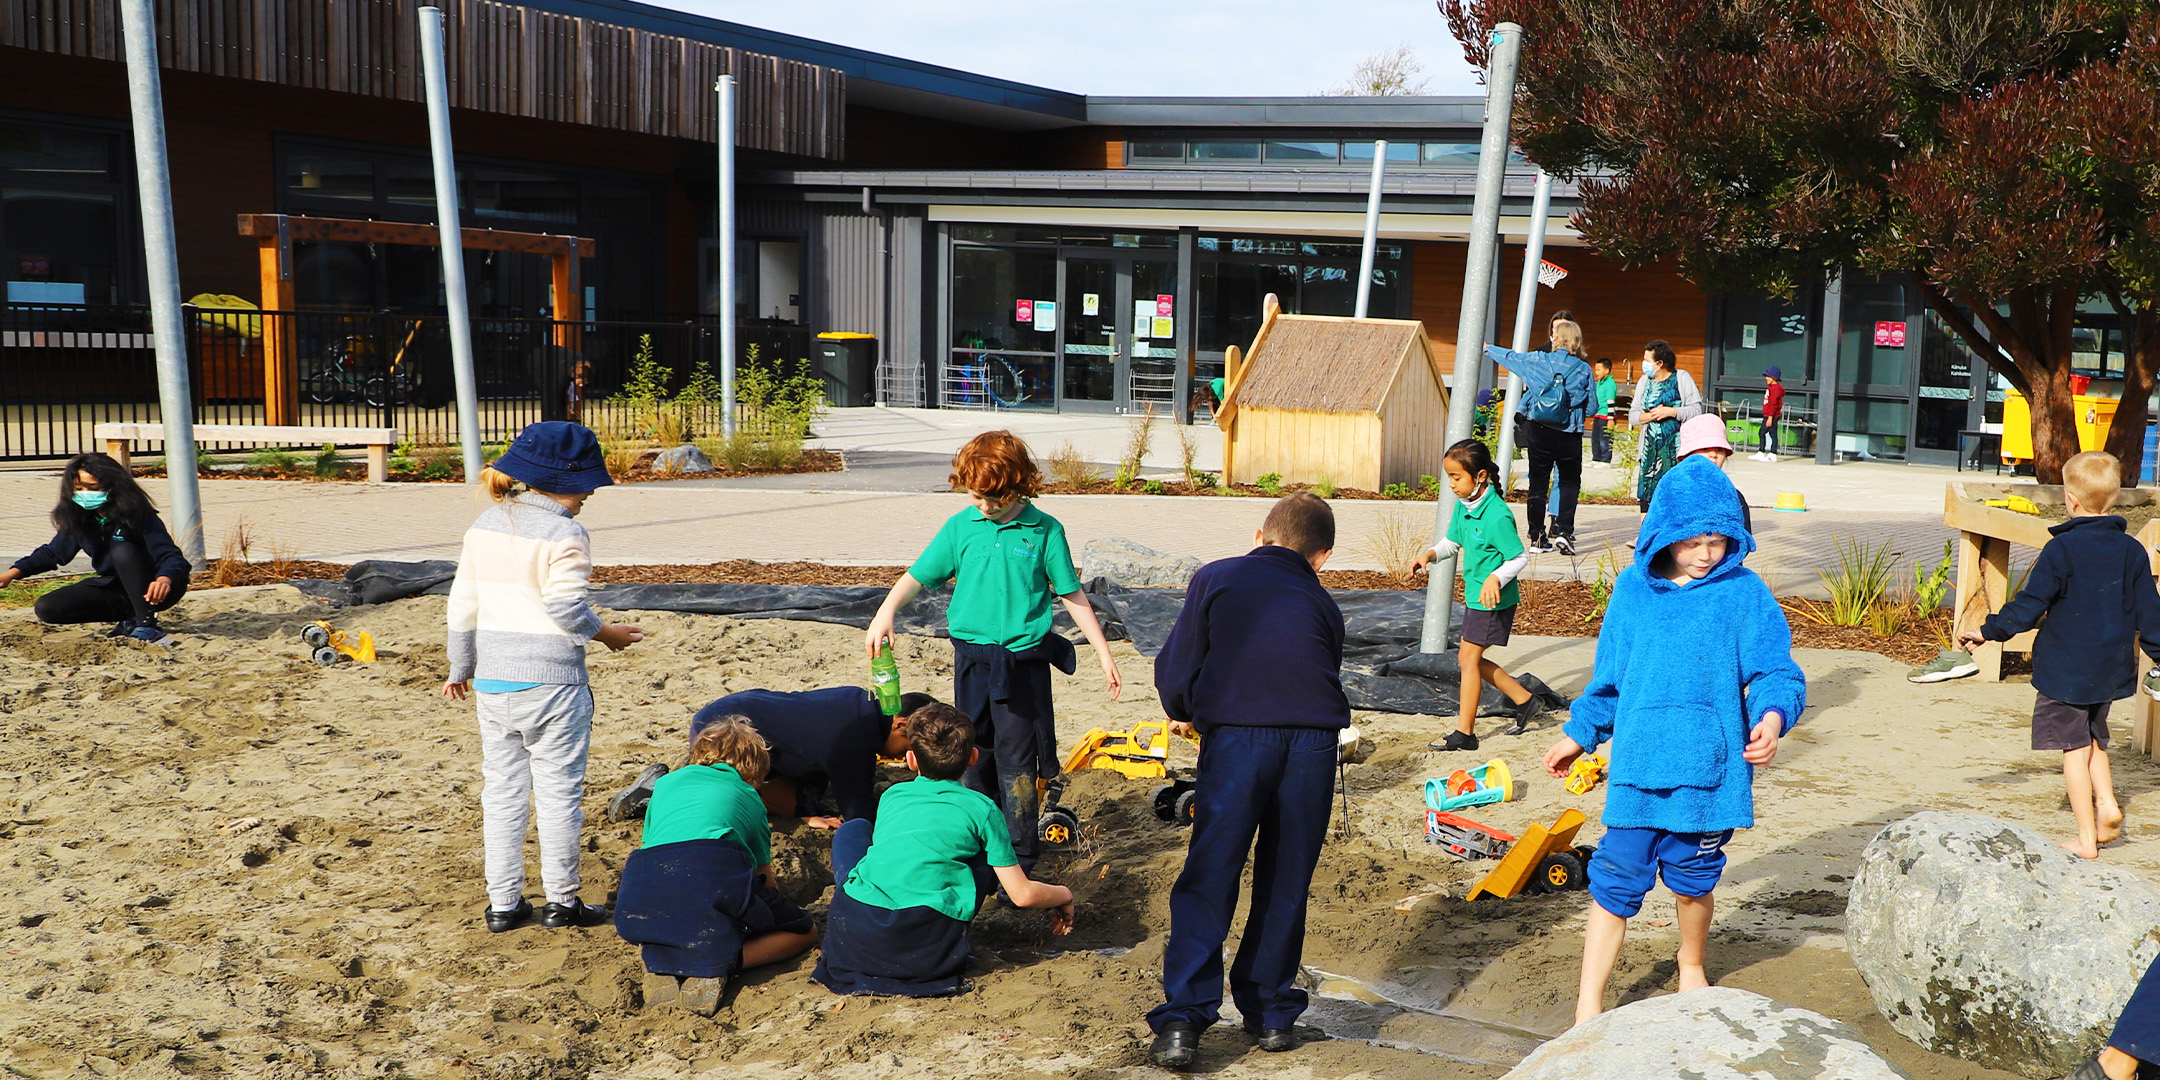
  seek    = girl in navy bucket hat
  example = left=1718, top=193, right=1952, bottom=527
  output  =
left=441, top=422, right=644, bottom=933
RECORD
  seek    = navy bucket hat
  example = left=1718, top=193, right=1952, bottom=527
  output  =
left=493, top=422, right=613, bottom=494
left=1764, top=365, right=1782, bottom=379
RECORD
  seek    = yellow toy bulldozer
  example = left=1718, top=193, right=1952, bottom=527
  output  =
left=302, top=621, right=375, bottom=665
left=1038, top=721, right=1197, bottom=844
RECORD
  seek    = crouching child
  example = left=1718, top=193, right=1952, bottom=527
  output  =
left=814, top=702, right=1074, bottom=997
left=614, top=718, right=817, bottom=1015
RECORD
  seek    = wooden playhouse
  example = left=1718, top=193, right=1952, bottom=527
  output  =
left=1217, top=307, right=1452, bottom=492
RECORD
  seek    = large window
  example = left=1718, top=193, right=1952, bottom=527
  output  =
left=1, top=118, right=131, bottom=306
left=1194, top=234, right=1406, bottom=353
left=1126, top=132, right=1522, bottom=170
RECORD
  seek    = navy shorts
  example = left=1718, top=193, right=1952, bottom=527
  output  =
left=1588, top=826, right=1734, bottom=918
left=1461, top=605, right=1516, bottom=648
left=2032, top=692, right=2112, bottom=752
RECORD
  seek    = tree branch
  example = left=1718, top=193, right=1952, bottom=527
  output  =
left=1912, top=273, right=2025, bottom=393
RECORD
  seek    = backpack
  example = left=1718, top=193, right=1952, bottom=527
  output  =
left=1526, top=369, right=1572, bottom=428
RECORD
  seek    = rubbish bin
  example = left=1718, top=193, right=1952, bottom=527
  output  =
left=815, top=332, right=878, bottom=408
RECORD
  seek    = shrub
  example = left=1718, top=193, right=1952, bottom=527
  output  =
left=1256, top=472, right=1283, bottom=496
left=1312, top=474, right=1337, bottom=499
left=1797, top=535, right=1898, bottom=628
left=1382, top=482, right=1414, bottom=500
left=1142, top=479, right=1165, bottom=495
left=247, top=448, right=300, bottom=471
left=1587, top=546, right=1622, bottom=623
left=1193, top=471, right=1218, bottom=489
left=419, top=460, right=455, bottom=481
left=313, top=443, right=343, bottom=479
left=1044, top=442, right=1103, bottom=488
left=1121, top=404, right=1159, bottom=481
left=1361, top=509, right=1429, bottom=587
left=1176, top=422, right=1201, bottom=487
left=195, top=445, right=218, bottom=474
left=1419, top=474, right=1440, bottom=496
left=1112, top=462, right=1140, bottom=491
left=388, top=439, right=418, bottom=473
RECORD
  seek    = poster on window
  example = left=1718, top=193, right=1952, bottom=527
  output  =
left=1741, top=324, right=1758, bottom=349
left=1134, top=300, right=1154, bottom=333
left=1156, top=294, right=1174, bottom=317
left=1082, top=293, right=1099, bottom=316
left=1874, top=321, right=1908, bottom=348
left=1152, top=316, right=1174, bottom=338
left=1033, top=300, right=1057, bottom=332
left=1015, top=298, right=1033, bottom=324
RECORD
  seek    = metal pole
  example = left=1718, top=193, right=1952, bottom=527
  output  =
left=418, top=7, right=483, bottom=483
left=1493, top=169, right=1556, bottom=491
left=717, top=75, right=739, bottom=440
left=1353, top=141, right=1388, bottom=319
left=1814, top=271, right=1843, bottom=465
left=1422, top=21, right=1525, bottom=655
left=118, top=0, right=204, bottom=565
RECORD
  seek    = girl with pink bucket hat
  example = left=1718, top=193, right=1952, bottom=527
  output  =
left=1674, top=415, right=1753, bottom=537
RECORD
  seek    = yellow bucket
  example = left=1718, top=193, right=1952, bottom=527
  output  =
left=1773, top=492, right=1806, bottom=512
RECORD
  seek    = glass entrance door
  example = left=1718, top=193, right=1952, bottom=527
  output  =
left=1063, top=258, right=1119, bottom=410
left=1128, top=258, right=1179, bottom=414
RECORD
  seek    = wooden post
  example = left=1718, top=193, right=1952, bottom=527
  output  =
left=256, top=226, right=297, bottom=426
left=1951, top=528, right=2013, bottom=682
left=1219, top=344, right=1242, bottom=481
left=551, top=242, right=583, bottom=351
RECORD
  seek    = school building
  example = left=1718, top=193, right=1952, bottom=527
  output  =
left=0, top=0, right=2067, bottom=465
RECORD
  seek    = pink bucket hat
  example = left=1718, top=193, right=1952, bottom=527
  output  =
left=1677, top=414, right=1733, bottom=459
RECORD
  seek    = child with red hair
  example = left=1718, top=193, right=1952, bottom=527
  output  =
left=867, top=430, right=1121, bottom=870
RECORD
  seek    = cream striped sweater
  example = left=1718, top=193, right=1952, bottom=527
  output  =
left=445, top=492, right=603, bottom=685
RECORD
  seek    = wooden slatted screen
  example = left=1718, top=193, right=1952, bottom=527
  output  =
left=0, top=0, right=846, bottom=158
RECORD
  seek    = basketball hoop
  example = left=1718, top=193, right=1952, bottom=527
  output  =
left=1537, top=259, right=1569, bottom=289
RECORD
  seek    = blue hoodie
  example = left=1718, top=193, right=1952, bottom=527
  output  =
left=1560, top=455, right=1807, bottom=833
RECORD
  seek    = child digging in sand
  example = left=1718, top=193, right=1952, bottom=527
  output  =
left=1412, top=439, right=1561, bottom=752
left=442, top=422, right=644, bottom=932
left=1542, top=454, right=1805, bottom=1025
left=1957, top=450, right=2160, bottom=859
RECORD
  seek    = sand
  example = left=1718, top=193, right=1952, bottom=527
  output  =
left=1, top=586, right=2151, bottom=1078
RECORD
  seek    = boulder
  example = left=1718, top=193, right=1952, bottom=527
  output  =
left=652, top=444, right=712, bottom=475
left=1501, top=988, right=1909, bottom=1079
left=1846, top=811, right=2160, bottom=1077
left=1079, top=537, right=1202, bottom=589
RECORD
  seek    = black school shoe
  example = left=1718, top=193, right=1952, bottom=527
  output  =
left=1148, top=1023, right=1200, bottom=1070
left=484, top=898, right=534, bottom=933
left=541, top=898, right=609, bottom=928
left=1244, top=1023, right=1299, bottom=1052
left=606, top=762, right=670, bottom=822
left=1428, top=730, right=1480, bottom=752
left=108, top=619, right=136, bottom=638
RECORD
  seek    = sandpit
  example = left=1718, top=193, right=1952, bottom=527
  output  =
left=2, top=585, right=2152, bottom=1078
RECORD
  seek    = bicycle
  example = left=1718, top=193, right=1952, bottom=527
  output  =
left=949, top=353, right=1035, bottom=408
left=302, top=320, right=418, bottom=408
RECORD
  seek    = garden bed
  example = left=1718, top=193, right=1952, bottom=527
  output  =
left=133, top=448, right=843, bottom=485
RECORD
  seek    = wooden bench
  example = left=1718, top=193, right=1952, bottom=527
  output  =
left=94, top=422, right=401, bottom=483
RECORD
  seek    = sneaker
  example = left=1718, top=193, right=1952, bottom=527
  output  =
left=2145, top=667, right=2160, bottom=702
left=1525, top=538, right=1554, bottom=554
left=127, top=623, right=174, bottom=646
left=1500, top=692, right=1542, bottom=737
left=1549, top=536, right=1576, bottom=557
left=607, top=762, right=670, bottom=822
left=1428, top=730, right=1480, bottom=752
left=107, top=619, right=136, bottom=638
left=541, top=898, right=608, bottom=928
left=1907, top=648, right=1980, bottom=684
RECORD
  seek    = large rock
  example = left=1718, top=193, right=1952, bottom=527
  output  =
left=1846, top=811, right=2160, bottom=1077
left=1501, top=988, right=1910, bottom=1079
left=1080, top=537, right=1202, bottom=589
left=652, top=444, right=712, bottom=475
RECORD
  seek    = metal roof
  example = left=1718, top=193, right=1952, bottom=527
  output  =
left=756, top=168, right=1573, bottom=199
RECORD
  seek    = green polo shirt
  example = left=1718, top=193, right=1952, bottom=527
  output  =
left=1594, top=375, right=1618, bottom=419
left=1448, top=489, right=1525, bottom=611
left=638, top=763, right=771, bottom=867
left=907, top=502, right=1081, bottom=650
left=841, top=776, right=1018, bottom=921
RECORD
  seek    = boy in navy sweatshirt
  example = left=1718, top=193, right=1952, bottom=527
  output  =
left=1959, top=450, right=2160, bottom=860
left=1144, top=493, right=1351, bottom=1070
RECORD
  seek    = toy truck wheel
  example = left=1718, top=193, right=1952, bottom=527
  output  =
left=302, top=624, right=330, bottom=647
left=1173, top=789, right=1198, bottom=827
left=312, top=645, right=342, bottom=666
left=1038, top=809, right=1079, bottom=846
left=1572, top=845, right=1597, bottom=874
left=1536, top=852, right=1585, bottom=893
left=1151, top=784, right=1179, bottom=822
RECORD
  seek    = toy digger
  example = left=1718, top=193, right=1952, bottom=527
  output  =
left=1038, top=720, right=1199, bottom=843
left=1463, top=808, right=1597, bottom=900
left=301, top=620, right=375, bottom=666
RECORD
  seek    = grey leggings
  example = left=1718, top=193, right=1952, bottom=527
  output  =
left=476, top=683, right=594, bottom=909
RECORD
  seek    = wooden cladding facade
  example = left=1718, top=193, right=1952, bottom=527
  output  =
left=0, top=0, right=846, bottom=158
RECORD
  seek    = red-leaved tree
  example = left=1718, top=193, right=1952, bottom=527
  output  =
left=1441, top=0, right=2160, bottom=484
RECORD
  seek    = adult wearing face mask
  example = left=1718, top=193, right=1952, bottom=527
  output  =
left=1629, top=340, right=1705, bottom=513
left=0, top=452, right=191, bottom=643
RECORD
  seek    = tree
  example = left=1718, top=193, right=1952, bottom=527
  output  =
left=1327, top=45, right=1432, bottom=96
left=1439, top=0, right=2160, bottom=483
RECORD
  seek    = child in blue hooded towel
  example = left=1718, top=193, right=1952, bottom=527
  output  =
left=1542, top=453, right=1806, bottom=1026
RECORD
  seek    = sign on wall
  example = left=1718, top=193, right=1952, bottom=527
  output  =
left=1874, top=321, right=1908, bottom=348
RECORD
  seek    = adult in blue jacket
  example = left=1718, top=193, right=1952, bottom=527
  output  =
left=0, top=452, right=190, bottom=643
left=1488, top=319, right=1595, bottom=554
left=1542, top=454, right=1805, bottom=1025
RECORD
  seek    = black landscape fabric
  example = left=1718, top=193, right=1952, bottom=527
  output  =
left=297, top=562, right=1518, bottom=716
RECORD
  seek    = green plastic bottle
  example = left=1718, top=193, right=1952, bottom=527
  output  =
left=870, top=642, right=904, bottom=715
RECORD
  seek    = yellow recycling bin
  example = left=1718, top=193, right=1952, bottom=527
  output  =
left=1999, top=389, right=2116, bottom=464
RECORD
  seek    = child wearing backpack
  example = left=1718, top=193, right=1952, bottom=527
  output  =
left=1488, top=321, right=1595, bottom=555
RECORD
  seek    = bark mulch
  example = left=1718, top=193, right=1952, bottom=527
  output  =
left=607, top=449, right=844, bottom=485
left=136, top=449, right=843, bottom=485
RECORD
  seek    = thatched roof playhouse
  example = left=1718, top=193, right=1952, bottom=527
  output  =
left=1217, top=307, right=1452, bottom=493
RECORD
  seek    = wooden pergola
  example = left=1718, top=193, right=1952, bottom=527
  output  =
left=236, top=214, right=595, bottom=424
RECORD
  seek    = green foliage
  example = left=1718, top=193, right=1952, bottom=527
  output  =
left=1798, top=535, right=1900, bottom=628
left=1112, top=462, right=1140, bottom=491
left=0, top=574, right=87, bottom=610
left=676, top=354, right=725, bottom=404
left=1256, top=472, right=1283, bottom=496
left=389, top=439, right=418, bottom=472
left=1312, top=475, right=1337, bottom=499
left=1142, top=479, right=1166, bottom=496
left=1588, top=546, right=1622, bottom=623
left=1419, top=474, right=1440, bottom=496
left=706, top=348, right=826, bottom=471
left=1193, top=471, right=1218, bottom=489
left=618, top=334, right=670, bottom=407
left=1913, top=539, right=1956, bottom=613
left=247, top=448, right=300, bottom=471
left=195, top=445, right=217, bottom=473
left=1609, top=426, right=1643, bottom=490
left=1382, top=482, right=1414, bottom=500
left=313, top=443, right=343, bottom=479
left=419, top=460, right=455, bottom=481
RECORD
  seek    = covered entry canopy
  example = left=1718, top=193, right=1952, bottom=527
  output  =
left=236, top=214, right=594, bottom=424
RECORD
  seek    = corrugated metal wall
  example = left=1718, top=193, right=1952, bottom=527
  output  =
left=739, top=199, right=926, bottom=405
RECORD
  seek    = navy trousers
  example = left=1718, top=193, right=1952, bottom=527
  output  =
left=2111, top=954, right=2160, bottom=1068
left=1148, top=725, right=1338, bottom=1034
left=953, top=648, right=1057, bottom=870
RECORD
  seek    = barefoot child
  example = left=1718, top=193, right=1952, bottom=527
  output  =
left=814, top=702, right=1074, bottom=997
left=442, top=422, right=644, bottom=932
left=614, top=717, right=817, bottom=1014
left=1957, top=450, right=2160, bottom=859
left=1413, top=439, right=1556, bottom=752
left=1542, top=454, right=1805, bottom=1024
left=865, top=430, right=1121, bottom=870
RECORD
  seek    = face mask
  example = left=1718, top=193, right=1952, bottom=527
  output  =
left=72, top=490, right=108, bottom=510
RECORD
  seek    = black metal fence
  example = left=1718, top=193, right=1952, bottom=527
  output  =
left=0, top=305, right=812, bottom=460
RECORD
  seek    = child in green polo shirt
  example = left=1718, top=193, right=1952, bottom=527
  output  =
left=865, top=430, right=1122, bottom=870
left=615, top=717, right=817, bottom=1014
left=1413, top=439, right=1557, bottom=752
left=814, top=702, right=1075, bottom=997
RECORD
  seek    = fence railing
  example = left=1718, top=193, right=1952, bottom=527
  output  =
left=0, top=305, right=803, bottom=461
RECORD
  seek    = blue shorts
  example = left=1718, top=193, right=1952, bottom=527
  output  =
left=1587, top=827, right=1734, bottom=918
